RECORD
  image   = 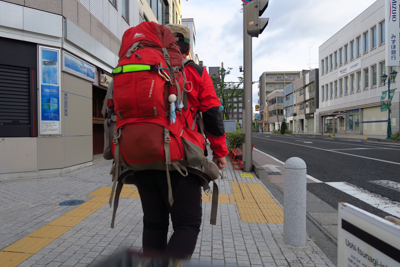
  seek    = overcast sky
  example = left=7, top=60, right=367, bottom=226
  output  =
left=181, top=0, right=377, bottom=110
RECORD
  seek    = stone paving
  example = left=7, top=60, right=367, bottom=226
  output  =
left=0, top=157, right=335, bottom=267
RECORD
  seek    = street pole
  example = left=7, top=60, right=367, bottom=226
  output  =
left=243, top=3, right=253, bottom=172
left=387, top=77, right=392, bottom=139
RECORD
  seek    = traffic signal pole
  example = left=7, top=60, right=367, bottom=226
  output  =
left=243, top=3, right=253, bottom=172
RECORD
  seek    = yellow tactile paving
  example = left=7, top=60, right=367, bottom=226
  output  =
left=63, top=207, right=99, bottom=217
left=48, top=216, right=85, bottom=227
left=88, top=186, right=112, bottom=197
left=28, top=225, right=70, bottom=239
left=78, top=201, right=108, bottom=210
left=2, top=237, right=54, bottom=254
left=0, top=251, right=32, bottom=267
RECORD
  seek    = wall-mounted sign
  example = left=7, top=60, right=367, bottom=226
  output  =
left=338, top=59, right=361, bottom=78
left=39, top=46, right=61, bottom=135
left=255, top=104, right=260, bottom=111
left=338, top=203, right=400, bottom=267
left=305, top=113, right=314, bottom=119
left=99, top=71, right=113, bottom=88
left=386, top=0, right=400, bottom=66
left=62, top=51, right=96, bottom=82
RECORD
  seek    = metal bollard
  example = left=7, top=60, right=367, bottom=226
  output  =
left=283, top=157, right=307, bottom=247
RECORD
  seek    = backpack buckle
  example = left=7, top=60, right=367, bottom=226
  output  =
left=113, top=128, right=122, bottom=144
left=158, top=68, right=170, bottom=82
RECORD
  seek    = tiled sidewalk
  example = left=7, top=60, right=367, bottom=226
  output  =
left=0, top=157, right=335, bottom=267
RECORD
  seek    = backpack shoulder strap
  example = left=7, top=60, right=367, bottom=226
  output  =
left=184, top=60, right=204, bottom=77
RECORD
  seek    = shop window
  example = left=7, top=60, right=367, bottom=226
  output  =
left=347, top=111, right=360, bottom=131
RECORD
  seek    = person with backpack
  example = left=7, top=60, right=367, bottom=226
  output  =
left=133, top=24, right=228, bottom=260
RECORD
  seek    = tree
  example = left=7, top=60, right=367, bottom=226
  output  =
left=210, top=68, right=243, bottom=120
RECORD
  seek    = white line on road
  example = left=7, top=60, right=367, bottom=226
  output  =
left=329, top=148, right=371, bottom=151
left=258, top=138, right=400, bottom=166
left=370, top=180, right=400, bottom=192
left=254, top=148, right=322, bottom=183
left=326, top=182, right=400, bottom=217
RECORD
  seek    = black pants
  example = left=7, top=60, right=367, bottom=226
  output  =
left=135, top=170, right=202, bottom=259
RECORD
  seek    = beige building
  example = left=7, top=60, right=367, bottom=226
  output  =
left=266, top=90, right=284, bottom=131
left=259, top=71, right=301, bottom=130
left=0, top=0, right=182, bottom=175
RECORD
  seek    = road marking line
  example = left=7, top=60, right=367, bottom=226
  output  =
left=370, top=180, right=400, bottom=192
left=254, top=148, right=323, bottom=183
left=259, top=139, right=400, bottom=166
left=329, top=148, right=371, bottom=151
left=326, top=182, right=400, bottom=217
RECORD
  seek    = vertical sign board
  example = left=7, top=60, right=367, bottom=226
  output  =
left=386, top=0, right=400, bottom=66
left=39, top=46, right=61, bottom=135
left=337, top=203, right=400, bottom=267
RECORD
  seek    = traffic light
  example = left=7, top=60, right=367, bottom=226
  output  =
left=246, top=0, right=269, bottom=37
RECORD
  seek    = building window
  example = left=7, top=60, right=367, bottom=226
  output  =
left=357, top=71, right=361, bottom=92
left=372, top=26, right=377, bottom=48
left=109, top=0, right=117, bottom=8
left=325, top=84, right=328, bottom=101
left=344, top=44, right=348, bottom=63
left=334, top=51, right=338, bottom=68
left=330, top=54, right=333, bottom=71
left=339, top=78, right=343, bottom=96
left=334, top=80, right=338, bottom=98
left=357, top=36, right=361, bottom=56
left=122, top=0, right=129, bottom=21
left=300, top=103, right=304, bottom=110
left=299, top=89, right=305, bottom=95
left=380, top=20, right=385, bottom=44
left=321, top=85, right=324, bottom=101
left=364, top=31, right=369, bottom=52
left=325, top=57, right=328, bottom=74
left=344, top=76, right=348, bottom=95
left=350, top=41, right=355, bottom=60
left=364, top=68, right=369, bottom=89
left=321, top=59, right=324, bottom=74
left=372, top=65, right=377, bottom=87
left=350, top=74, right=355, bottom=93
left=330, top=82, right=333, bottom=99
left=339, top=48, right=343, bottom=65
left=380, top=61, right=386, bottom=85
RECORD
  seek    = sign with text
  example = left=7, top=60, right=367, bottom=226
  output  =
left=338, top=59, right=361, bottom=78
left=62, top=51, right=96, bottom=82
left=337, top=203, right=400, bottom=267
left=39, top=46, right=61, bottom=135
left=386, top=0, right=400, bottom=66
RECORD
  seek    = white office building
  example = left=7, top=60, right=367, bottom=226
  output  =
left=317, top=0, right=399, bottom=136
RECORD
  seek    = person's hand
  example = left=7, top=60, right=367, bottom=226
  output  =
left=212, top=156, right=227, bottom=170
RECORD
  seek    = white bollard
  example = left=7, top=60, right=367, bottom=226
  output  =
left=283, top=157, right=307, bottom=247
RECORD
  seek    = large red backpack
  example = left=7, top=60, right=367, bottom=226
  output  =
left=102, top=22, right=220, bottom=228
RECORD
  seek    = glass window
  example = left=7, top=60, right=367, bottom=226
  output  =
left=372, top=65, right=377, bottom=86
left=109, top=0, right=117, bottom=8
left=334, top=81, right=338, bottom=97
left=330, top=82, right=333, bottom=99
left=380, top=21, right=385, bottom=44
left=364, top=68, right=369, bottom=89
left=339, top=48, right=343, bottom=65
left=350, top=41, right=355, bottom=60
left=351, top=74, right=355, bottom=93
left=325, top=84, right=328, bottom=100
left=357, top=36, right=361, bottom=56
left=321, top=59, right=324, bottom=74
left=364, top=31, right=369, bottom=52
left=334, top=51, right=338, bottom=68
left=321, top=85, right=324, bottom=101
left=357, top=71, right=361, bottom=92
left=151, top=0, right=157, bottom=16
left=122, top=0, right=129, bottom=21
left=325, top=57, right=328, bottom=73
left=344, top=76, right=348, bottom=95
left=344, top=44, right=348, bottom=63
left=330, top=54, right=333, bottom=71
left=372, top=26, right=377, bottom=48
left=347, top=111, right=360, bottom=131
left=380, top=61, right=386, bottom=85
left=339, top=78, right=343, bottom=96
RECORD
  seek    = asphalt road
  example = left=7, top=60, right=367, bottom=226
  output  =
left=252, top=133, right=400, bottom=219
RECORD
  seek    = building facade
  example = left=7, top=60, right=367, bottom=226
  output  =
left=259, top=71, right=300, bottom=131
left=0, top=0, right=182, bottom=175
left=181, top=18, right=199, bottom=64
left=266, top=90, right=284, bottom=131
left=317, top=0, right=399, bottom=136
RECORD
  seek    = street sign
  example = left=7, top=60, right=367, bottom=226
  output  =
left=337, top=203, right=400, bottom=267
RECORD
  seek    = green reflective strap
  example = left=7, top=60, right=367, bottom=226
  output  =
left=113, top=64, right=152, bottom=74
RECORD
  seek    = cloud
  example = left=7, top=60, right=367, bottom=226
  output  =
left=181, top=0, right=377, bottom=108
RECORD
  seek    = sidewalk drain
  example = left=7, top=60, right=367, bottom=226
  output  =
left=59, top=200, right=84, bottom=206
left=267, top=172, right=281, bottom=175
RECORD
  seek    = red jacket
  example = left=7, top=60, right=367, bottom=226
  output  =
left=182, top=61, right=228, bottom=158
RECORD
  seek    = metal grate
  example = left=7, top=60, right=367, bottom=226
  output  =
left=59, top=200, right=84, bottom=206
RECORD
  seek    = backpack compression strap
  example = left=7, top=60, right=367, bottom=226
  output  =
left=112, top=64, right=158, bottom=75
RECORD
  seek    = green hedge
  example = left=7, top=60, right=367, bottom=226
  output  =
left=226, top=132, right=244, bottom=151
left=392, top=131, right=400, bottom=140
